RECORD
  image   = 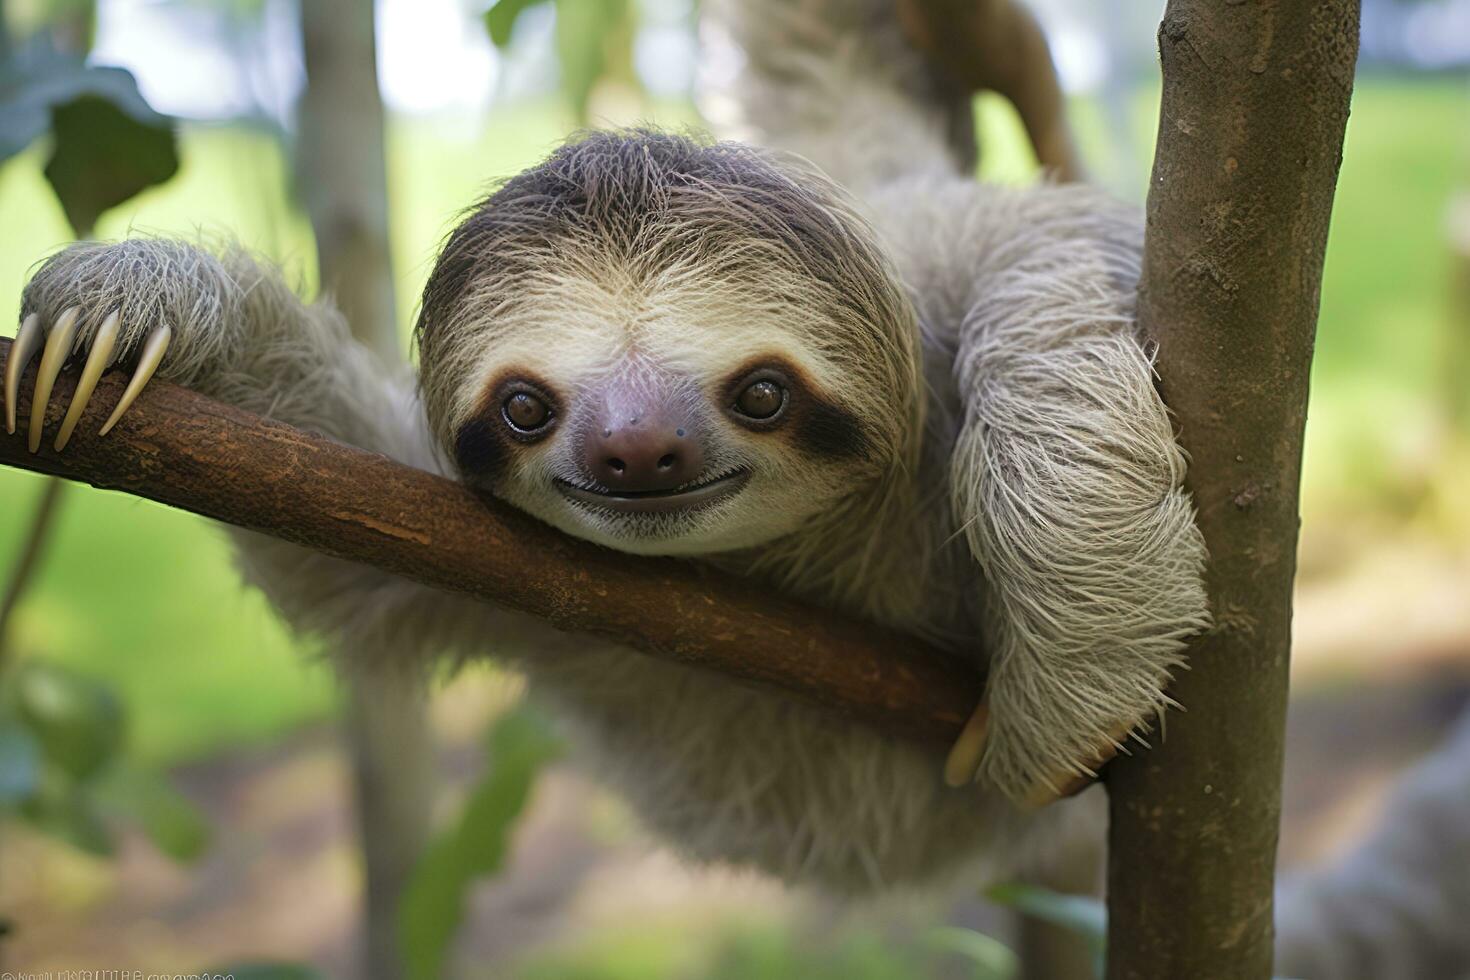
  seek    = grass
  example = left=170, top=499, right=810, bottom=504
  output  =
left=0, top=80, right=1464, bottom=764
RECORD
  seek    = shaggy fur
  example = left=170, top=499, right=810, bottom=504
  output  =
left=19, top=0, right=1206, bottom=894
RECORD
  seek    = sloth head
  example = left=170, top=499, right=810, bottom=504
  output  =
left=416, top=130, right=920, bottom=557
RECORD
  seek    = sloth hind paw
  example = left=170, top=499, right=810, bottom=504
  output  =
left=5, top=308, right=171, bottom=453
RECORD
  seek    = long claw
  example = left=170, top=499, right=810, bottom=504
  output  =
left=943, top=700, right=990, bottom=788
left=6, top=313, right=43, bottom=434
left=99, top=324, right=170, bottom=437
left=27, top=307, right=81, bottom=453
left=54, top=311, right=121, bottom=452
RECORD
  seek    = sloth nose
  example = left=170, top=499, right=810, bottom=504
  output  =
left=585, top=412, right=704, bottom=492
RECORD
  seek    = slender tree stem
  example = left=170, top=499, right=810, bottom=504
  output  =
left=1105, top=2, right=1360, bottom=976
left=0, top=478, right=65, bottom=667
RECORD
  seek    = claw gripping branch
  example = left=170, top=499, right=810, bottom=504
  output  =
left=0, top=335, right=984, bottom=748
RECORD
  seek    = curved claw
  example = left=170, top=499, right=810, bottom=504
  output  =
left=54, top=310, right=121, bottom=452
left=99, top=324, right=170, bottom=437
left=943, top=700, right=990, bottom=788
left=28, top=307, right=81, bottom=453
left=6, top=313, right=43, bottom=434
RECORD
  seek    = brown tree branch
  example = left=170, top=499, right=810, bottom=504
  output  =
left=1105, top=2, right=1360, bottom=978
left=0, top=336, right=983, bottom=748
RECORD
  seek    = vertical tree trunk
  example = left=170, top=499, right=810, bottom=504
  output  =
left=1104, top=2, right=1360, bottom=978
left=297, top=0, right=399, bottom=358
left=296, top=2, right=433, bottom=978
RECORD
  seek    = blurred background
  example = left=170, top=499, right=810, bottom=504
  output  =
left=0, top=0, right=1467, bottom=976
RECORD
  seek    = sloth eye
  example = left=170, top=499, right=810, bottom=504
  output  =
left=503, top=391, right=552, bottom=432
left=734, top=379, right=786, bottom=420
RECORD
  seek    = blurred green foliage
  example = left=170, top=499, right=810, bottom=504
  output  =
left=0, top=18, right=205, bottom=866
left=513, top=917, right=1020, bottom=980
left=0, top=660, right=209, bottom=859
left=484, top=0, right=643, bottom=123
left=401, top=704, right=562, bottom=980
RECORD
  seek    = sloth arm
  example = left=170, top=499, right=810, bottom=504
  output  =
left=9, top=237, right=545, bottom=665
left=884, top=181, right=1212, bottom=806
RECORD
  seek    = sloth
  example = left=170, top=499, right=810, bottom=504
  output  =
left=6, top=0, right=1210, bottom=892
left=13, top=5, right=1470, bottom=973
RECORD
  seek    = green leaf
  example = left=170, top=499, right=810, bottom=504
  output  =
left=44, top=90, right=179, bottom=236
left=923, top=926, right=1020, bottom=979
left=0, top=35, right=178, bottom=235
left=0, top=717, right=42, bottom=804
left=15, top=661, right=125, bottom=782
left=20, top=773, right=114, bottom=856
left=400, top=705, right=561, bottom=980
left=96, top=765, right=210, bottom=862
left=553, top=0, right=633, bottom=124
left=986, top=882, right=1106, bottom=942
left=986, top=882, right=1106, bottom=977
left=206, top=964, right=325, bottom=980
left=483, top=0, right=551, bottom=48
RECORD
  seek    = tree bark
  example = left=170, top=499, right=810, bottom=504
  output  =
left=295, top=3, right=428, bottom=976
left=0, top=349, right=983, bottom=748
left=1105, top=3, right=1359, bottom=978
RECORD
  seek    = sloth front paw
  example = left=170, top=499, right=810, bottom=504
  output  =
left=5, top=307, right=171, bottom=453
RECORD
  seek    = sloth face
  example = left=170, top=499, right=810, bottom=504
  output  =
left=443, top=316, right=876, bottom=556
left=415, top=130, right=919, bottom=556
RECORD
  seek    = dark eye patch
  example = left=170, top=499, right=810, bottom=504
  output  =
left=454, top=413, right=507, bottom=482
left=794, top=397, right=866, bottom=459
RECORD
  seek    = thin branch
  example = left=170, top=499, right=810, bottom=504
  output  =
left=0, top=336, right=984, bottom=748
left=1105, top=2, right=1360, bottom=977
left=0, top=478, right=64, bottom=667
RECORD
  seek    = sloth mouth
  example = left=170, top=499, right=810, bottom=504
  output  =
left=555, top=467, right=750, bottom=514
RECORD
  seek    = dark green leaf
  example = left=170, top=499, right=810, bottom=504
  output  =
left=20, top=775, right=114, bottom=856
left=15, top=661, right=125, bottom=782
left=96, top=765, right=210, bottom=862
left=0, top=37, right=177, bottom=234
left=400, top=705, right=561, bottom=980
left=0, top=717, right=42, bottom=803
left=483, top=0, right=551, bottom=48
left=44, top=90, right=178, bottom=236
